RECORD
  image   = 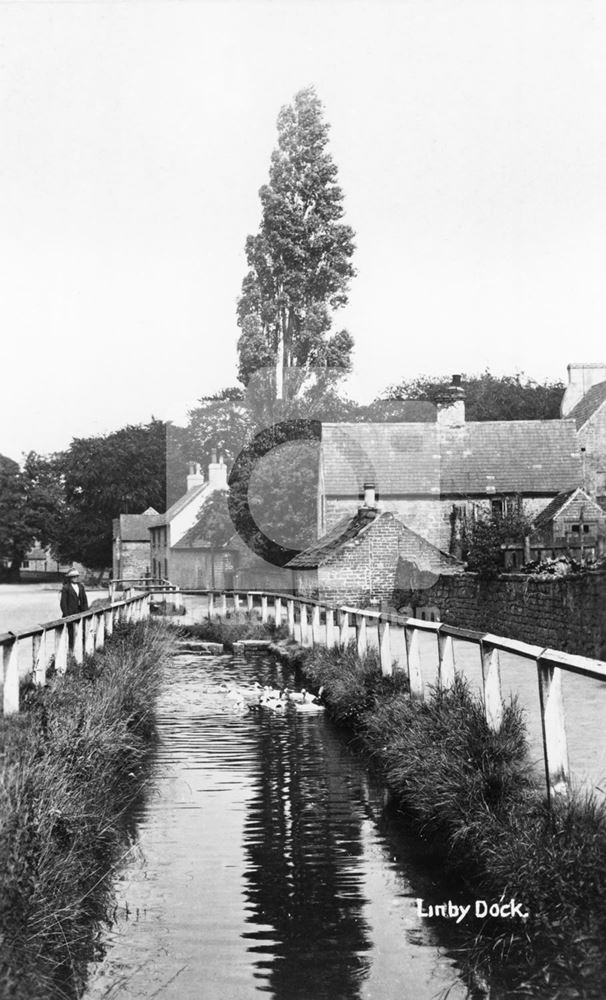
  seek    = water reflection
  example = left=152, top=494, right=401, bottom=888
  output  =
left=242, top=710, right=372, bottom=998
left=83, top=652, right=470, bottom=1000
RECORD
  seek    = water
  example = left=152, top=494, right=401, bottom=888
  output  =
left=82, top=651, right=474, bottom=1000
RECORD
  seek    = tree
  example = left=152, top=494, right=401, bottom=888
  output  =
left=237, top=86, right=356, bottom=399
left=464, top=508, right=533, bottom=578
left=0, top=453, right=65, bottom=580
left=187, top=388, right=253, bottom=471
left=381, top=370, right=565, bottom=421
left=53, top=420, right=170, bottom=570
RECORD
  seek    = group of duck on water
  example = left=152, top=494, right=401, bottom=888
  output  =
left=219, top=681, right=325, bottom=714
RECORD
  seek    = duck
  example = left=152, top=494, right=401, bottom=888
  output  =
left=294, top=699, right=325, bottom=713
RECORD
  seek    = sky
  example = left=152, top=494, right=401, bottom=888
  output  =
left=2, top=0, right=606, bottom=461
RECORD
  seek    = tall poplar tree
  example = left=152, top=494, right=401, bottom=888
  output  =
left=237, top=87, right=356, bottom=399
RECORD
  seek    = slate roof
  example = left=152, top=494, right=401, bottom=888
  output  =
left=287, top=509, right=462, bottom=572
left=531, top=488, right=603, bottom=532
left=114, top=511, right=161, bottom=541
left=321, top=421, right=581, bottom=496
left=568, top=382, right=606, bottom=429
left=286, top=507, right=378, bottom=568
left=150, top=484, right=208, bottom=527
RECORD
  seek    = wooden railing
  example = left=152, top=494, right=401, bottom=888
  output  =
left=0, top=593, right=151, bottom=717
left=143, top=586, right=606, bottom=804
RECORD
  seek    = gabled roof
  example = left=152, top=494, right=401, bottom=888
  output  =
left=286, top=507, right=378, bottom=568
left=150, top=483, right=208, bottom=527
left=321, top=421, right=581, bottom=496
left=114, top=511, right=161, bottom=541
left=286, top=508, right=463, bottom=573
left=531, top=487, right=604, bottom=532
left=568, top=382, right=606, bottom=429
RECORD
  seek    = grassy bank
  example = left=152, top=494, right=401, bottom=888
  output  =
left=179, top=612, right=289, bottom=648
left=0, top=619, right=176, bottom=1000
left=277, top=639, right=606, bottom=998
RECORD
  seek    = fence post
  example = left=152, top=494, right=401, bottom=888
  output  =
left=287, top=599, right=295, bottom=638
left=378, top=619, right=392, bottom=676
left=32, top=631, right=46, bottom=686
left=339, top=609, right=349, bottom=648
left=208, top=591, right=215, bottom=619
left=72, top=619, right=84, bottom=665
left=404, top=625, right=424, bottom=699
left=84, top=615, right=95, bottom=657
left=247, top=592, right=254, bottom=614
left=3, top=638, right=20, bottom=714
left=55, top=623, right=68, bottom=674
left=299, top=603, right=309, bottom=647
left=356, top=614, right=367, bottom=659
left=104, top=607, right=114, bottom=638
left=480, top=640, right=503, bottom=731
left=95, top=612, right=105, bottom=650
left=437, top=631, right=456, bottom=690
left=311, top=604, right=322, bottom=646
left=326, top=608, right=336, bottom=648
left=221, top=592, right=228, bottom=617
left=274, top=596, right=283, bottom=628
left=141, top=594, right=151, bottom=620
left=537, top=656, right=570, bottom=801
left=233, top=592, right=241, bottom=615
left=261, top=595, right=268, bottom=624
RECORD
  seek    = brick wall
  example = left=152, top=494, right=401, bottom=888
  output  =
left=396, top=571, right=606, bottom=659
left=579, top=405, right=606, bottom=496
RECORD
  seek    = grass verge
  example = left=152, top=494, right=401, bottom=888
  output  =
left=0, top=619, right=176, bottom=1000
left=278, top=639, right=606, bottom=998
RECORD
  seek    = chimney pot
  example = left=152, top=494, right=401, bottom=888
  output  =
left=211, top=450, right=217, bottom=464
left=452, top=374, right=462, bottom=387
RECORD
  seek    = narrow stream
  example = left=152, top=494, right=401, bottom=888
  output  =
left=83, top=650, right=479, bottom=1000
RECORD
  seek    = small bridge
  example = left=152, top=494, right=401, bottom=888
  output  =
left=2, top=581, right=605, bottom=805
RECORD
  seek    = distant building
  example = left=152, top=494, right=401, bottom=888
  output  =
left=148, top=456, right=228, bottom=584
left=112, top=508, right=160, bottom=581
left=19, top=545, right=70, bottom=580
left=527, top=487, right=606, bottom=562
left=561, top=362, right=606, bottom=501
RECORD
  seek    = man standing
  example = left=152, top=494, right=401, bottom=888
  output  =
left=60, top=568, right=89, bottom=617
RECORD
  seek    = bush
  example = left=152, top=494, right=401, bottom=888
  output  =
left=0, top=620, right=175, bottom=1000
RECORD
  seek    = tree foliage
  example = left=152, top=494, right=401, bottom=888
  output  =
left=53, top=420, right=170, bottom=570
left=382, top=370, right=565, bottom=421
left=237, top=86, right=356, bottom=397
left=0, top=453, right=64, bottom=579
left=464, top=509, right=533, bottom=578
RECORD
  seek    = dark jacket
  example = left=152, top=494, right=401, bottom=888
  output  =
left=60, top=581, right=88, bottom=617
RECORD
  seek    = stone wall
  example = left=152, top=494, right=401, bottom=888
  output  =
left=396, top=571, right=606, bottom=659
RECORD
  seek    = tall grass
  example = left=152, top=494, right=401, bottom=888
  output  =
left=0, top=619, right=175, bottom=1000
left=287, top=640, right=606, bottom=997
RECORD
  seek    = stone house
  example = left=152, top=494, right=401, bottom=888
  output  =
left=561, top=362, right=606, bottom=501
left=148, top=457, right=228, bottom=584
left=527, top=487, right=606, bottom=562
left=112, top=508, right=160, bottom=581
left=287, top=487, right=463, bottom=608
left=319, top=378, right=582, bottom=556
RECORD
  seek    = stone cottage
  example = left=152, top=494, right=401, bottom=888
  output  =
left=527, top=487, right=606, bottom=562
left=319, top=377, right=583, bottom=556
left=561, top=362, right=606, bottom=501
left=287, top=486, right=463, bottom=608
left=112, top=508, right=160, bottom=581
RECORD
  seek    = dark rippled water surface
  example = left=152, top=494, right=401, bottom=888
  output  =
left=83, top=651, right=476, bottom=1000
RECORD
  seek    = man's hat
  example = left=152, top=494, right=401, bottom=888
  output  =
left=66, top=568, right=80, bottom=578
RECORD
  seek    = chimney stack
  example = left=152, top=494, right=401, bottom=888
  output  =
left=436, top=375, right=465, bottom=429
left=208, top=453, right=228, bottom=491
left=561, top=363, right=606, bottom=417
left=361, top=481, right=377, bottom=509
left=186, top=461, right=205, bottom=491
